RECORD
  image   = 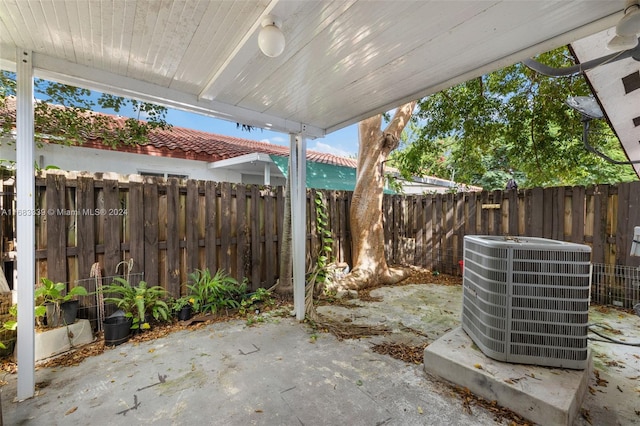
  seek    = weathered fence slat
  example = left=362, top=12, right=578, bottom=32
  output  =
left=592, top=185, right=609, bottom=264
left=571, top=186, right=586, bottom=244
left=76, top=176, right=96, bottom=282
left=46, top=173, right=67, bottom=283
left=186, top=180, right=200, bottom=279
left=102, top=178, right=121, bottom=277
left=264, top=189, right=275, bottom=288
left=424, top=196, right=434, bottom=270
left=219, top=182, right=232, bottom=273
left=236, top=184, right=247, bottom=284
left=166, top=179, right=180, bottom=297
left=128, top=179, right=144, bottom=275
left=205, top=181, right=218, bottom=274
left=143, top=180, right=159, bottom=286
left=249, top=185, right=260, bottom=290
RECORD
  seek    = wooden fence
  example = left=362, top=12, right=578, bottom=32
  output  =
left=0, top=172, right=639, bottom=301
left=381, top=182, right=640, bottom=275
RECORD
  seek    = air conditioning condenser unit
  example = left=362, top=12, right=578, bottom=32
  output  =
left=462, top=236, right=591, bottom=369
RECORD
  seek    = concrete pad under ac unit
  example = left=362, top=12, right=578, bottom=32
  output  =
left=424, top=327, right=592, bottom=426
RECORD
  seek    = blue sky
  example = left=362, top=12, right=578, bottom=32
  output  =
left=160, top=107, right=359, bottom=158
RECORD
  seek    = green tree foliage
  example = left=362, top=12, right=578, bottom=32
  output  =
left=390, top=47, right=637, bottom=190
left=0, top=71, right=170, bottom=148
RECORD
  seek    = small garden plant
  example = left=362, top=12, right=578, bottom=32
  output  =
left=0, top=305, right=17, bottom=351
left=35, top=278, right=89, bottom=306
left=103, top=278, right=170, bottom=330
left=35, top=278, right=88, bottom=327
left=183, top=268, right=275, bottom=320
left=239, top=287, right=274, bottom=316
left=186, top=269, right=247, bottom=315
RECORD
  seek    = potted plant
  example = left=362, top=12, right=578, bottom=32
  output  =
left=172, top=296, right=194, bottom=321
left=35, top=278, right=88, bottom=327
left=102, top=278, right=170, bottom=331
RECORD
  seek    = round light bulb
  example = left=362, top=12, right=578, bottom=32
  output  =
left=258, top=24, right=285, bottom=58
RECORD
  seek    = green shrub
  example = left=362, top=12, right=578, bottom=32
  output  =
left=186, top=269, right=246, bottom=315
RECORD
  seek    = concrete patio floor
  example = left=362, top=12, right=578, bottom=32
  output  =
left=1, top=282, right=639, bottom=425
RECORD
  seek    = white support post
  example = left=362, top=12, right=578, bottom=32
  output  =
left=15, top=49, right=36, bottom=400
left=290, top=133, right=306, bottom=320
left=264, top=162, right=271, bottom=186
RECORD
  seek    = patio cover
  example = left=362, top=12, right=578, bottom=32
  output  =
left=0, top=0, right=628, bottom=400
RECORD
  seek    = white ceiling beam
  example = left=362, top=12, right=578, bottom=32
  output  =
left=0, top=50, right=324, bottom=138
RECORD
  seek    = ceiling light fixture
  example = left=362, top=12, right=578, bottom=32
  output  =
left=608, top=0, right=640, bottom=51
left=258, top=15, right=285, bottom=58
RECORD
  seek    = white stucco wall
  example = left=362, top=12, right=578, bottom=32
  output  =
left=0, top=142, right=244, bottom=182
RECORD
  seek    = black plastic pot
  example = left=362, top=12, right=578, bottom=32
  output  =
left=103, top=316, right=133, bottom=346
left=46, top=300, right=80, bottom=327
left=177, top=305, right=193, bottom=321
left=0, top=338, right=15, bottom=358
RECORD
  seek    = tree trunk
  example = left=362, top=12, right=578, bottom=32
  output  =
left=338, top=101, right=416, bottom=290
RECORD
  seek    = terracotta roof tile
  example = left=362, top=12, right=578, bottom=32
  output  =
left=127, top=124, right=359, bottom=168
left=2, top=96, right=356, bottom=168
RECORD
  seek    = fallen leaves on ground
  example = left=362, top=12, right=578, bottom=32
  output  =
left=398, top=268, right=462, bottom=286
left=371, top=341, right=427, bottom=364
left=357, top=290, right=383, bottom=302
left=594, top=369, right=609, bottom=387
left=313, top=320, right=391, bottom=341
left=450, top=385, right=534, bottom=426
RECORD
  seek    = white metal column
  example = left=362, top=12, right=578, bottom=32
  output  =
left=263, top=162, right=271, bottom=186
left=15, top=49, right=36, bottom=400
left=289, top=133, right=306, bottom=320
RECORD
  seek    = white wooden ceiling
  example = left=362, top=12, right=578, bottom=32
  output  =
left=0, top=0, right=625, bottom=139
left=572, top=29, right=640, bottom=176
